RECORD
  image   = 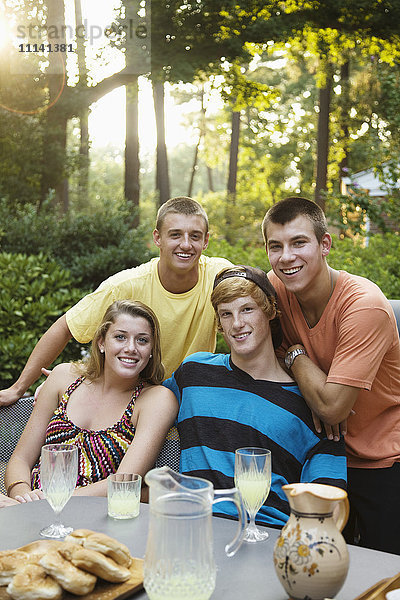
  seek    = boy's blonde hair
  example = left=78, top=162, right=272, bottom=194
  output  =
left=211, top=266, right=282, bottom=349
left=155, top=196, right=208, bottom=233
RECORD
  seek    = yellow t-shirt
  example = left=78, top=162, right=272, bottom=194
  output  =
left=66, top=256, right=232, bottom=379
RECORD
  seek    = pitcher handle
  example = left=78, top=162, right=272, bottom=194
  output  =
left=213, top=487, right=246, bottom=557
left=333, top=496, right=350, bottom=532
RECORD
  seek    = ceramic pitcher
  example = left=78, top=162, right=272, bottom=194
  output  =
left=143, top=466, right=245, bottom=600
left=273, top=483, right=349, bottom=600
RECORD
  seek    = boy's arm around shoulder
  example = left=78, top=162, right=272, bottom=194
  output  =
left=288, top=299, right=395, bottom=425
left=288, top=345, right=359, bottom=425
left=301, top=434, right=347, bottom=490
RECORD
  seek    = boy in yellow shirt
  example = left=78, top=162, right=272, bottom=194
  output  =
left=0, top=197, right=231, bottom=406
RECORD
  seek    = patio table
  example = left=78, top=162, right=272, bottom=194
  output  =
left=0, top=497, right=398, bottom=599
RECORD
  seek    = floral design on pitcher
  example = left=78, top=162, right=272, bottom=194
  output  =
left=273, top=518, right=344, bottom=592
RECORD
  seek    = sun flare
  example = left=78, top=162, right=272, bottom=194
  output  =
left=0, top=7, right=9, bottom=50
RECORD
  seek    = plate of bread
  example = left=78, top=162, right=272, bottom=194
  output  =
left=0, top=529, right=143, bottom=600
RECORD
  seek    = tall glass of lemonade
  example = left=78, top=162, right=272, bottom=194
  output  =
left=39, top=444, right=78, bottom=538
left=234, top=447, right=271, bottom=542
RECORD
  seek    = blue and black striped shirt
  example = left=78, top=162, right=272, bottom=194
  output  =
left=164, top=352, right=347, bottom=527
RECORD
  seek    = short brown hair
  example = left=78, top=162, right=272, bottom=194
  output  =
left=155, top=196, right=208, bottom=233
left=77, top=300, right=164, bottom=385
left=262, top=197, right=328, bottom=243
left=211, top=266, right=282, bottom=349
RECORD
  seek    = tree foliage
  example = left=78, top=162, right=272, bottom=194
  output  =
left=329, top=233, right=400, bottom=298
left=1, top=0, right=399, bottom=237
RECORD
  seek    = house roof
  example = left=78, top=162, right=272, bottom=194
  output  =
left=342, top=166, right=400, bottom=197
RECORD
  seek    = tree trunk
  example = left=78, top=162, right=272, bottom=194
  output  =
left=207, top=167, right=214, bottom=192
left=188, top=86, right=206, bottom=197
left=339, top=61, right=350, bottom=195
left=78, top=107, right=89, bottom=204
left=188, top=140, right=200, bottom=198
left=225, top=110, right=240, bottom=243
left=227, top=110, right=240, bottom=196
left=314, top=72, right=332, bottom=211
left=153, top=79, right=170, bottom=207
left=75, top=0, right=89, bottom=207
left=62, top=178, right=69, bottom=213
left=125, top=79, right=140, bottom=227
left=40, top=0, right=69, bottom=212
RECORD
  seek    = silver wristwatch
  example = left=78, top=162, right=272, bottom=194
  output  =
left=285, top=348, right=308, bottom=370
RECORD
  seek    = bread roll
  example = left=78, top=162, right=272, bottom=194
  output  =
left=39, top=549, right=97, bottom=595
left=63, top=529, right=92, bottom=545
left=7, top=564, right=63, bottom=600
left=65, top=530, right=132, bottom=567
left=59, top=544, right=131, bottom=583
left=0, top=550, right=29, bottom=586
left=18, top=540, right=63, bottom=559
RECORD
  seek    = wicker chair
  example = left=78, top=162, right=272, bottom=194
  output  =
left=154, top=426, right=180, bottom=472
left=0, top=396, right=34, bottom=494
left=390, top=299, right=400, bottom=334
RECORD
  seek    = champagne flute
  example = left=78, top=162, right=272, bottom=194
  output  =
left=234, top=447, right=271, bottom=543
left=40, top=444, right=78, bottom=539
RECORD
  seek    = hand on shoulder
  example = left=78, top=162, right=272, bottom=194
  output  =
left=35, top=363, right=81, bottom=408
left=42, top=362, right=80, bottom=389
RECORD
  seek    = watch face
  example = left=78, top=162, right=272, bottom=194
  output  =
left=285, top=349, right=306, bottom=369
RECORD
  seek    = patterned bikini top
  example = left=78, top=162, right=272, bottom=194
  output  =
left=31, top=376, right=143, bottom=489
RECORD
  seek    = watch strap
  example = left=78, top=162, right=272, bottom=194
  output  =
left=285, top=348, right=308, bottom=369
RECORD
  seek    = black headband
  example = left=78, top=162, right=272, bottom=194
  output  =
left=213, top=265, right=276, bottom=297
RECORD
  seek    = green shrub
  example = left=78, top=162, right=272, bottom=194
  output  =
left=205, top=238, right=270, bottom=271
left=215, top=332, right=229, bottom=354
left=0, top=200, right=156, bottom=291
left=51, top=215, right=155, bottom=291
left=329, top=234, right=400, bottom=299
left=0, top=252, right=84, bottom=390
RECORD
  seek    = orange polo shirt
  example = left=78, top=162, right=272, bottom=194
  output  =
left=269, top=270, right=400, bottom=469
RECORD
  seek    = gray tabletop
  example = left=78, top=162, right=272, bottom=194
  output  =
left=0, top=497, right=399, bottom=599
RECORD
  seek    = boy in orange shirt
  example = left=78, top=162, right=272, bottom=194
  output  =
left=263, top=196, right=400, bottom=554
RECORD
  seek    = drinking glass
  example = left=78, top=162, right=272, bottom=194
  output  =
left=107, top=473, right=142, bottom=519
left=234, top=447, right=271, bottom=543
left=40, top=444, right=78, bottom=539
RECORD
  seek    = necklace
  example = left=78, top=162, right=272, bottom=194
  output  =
left=302, top=269, right=335, bottom=329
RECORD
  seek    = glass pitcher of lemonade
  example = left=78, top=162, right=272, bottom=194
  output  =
left=143, top=466, right=245, bottom=600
